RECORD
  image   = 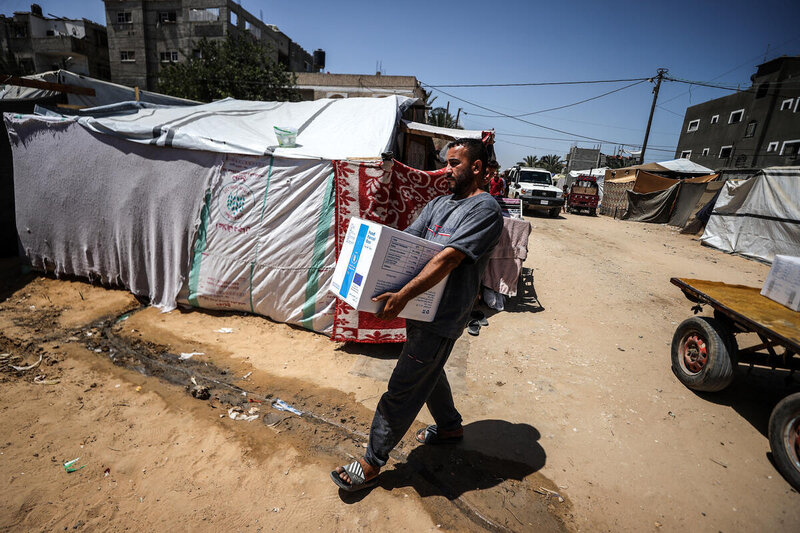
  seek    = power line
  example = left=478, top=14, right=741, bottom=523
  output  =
left=421, top=77, right=650, bottom=88
left=464, top=80, right=648, bottom=118
left=494, top=132, right=676, bottom=150
left=423, top=82, right=651, bottom=147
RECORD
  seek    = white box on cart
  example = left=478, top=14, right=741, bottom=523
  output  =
left=329, top=217, right=448, bottom=322
left=761, top=255, right=800, bottom=311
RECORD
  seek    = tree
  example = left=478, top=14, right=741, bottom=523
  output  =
left=157, top=36, right=299, bottom=102
left=517, top=155, right=539, bottom=167
left=428, top=106, right=462, bottom=129
left=539, top=154, right=565, bottom=174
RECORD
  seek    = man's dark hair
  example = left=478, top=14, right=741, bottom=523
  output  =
left=487, top=160, right=500, bottom=170
left=447, top=138, right=488, bottom=170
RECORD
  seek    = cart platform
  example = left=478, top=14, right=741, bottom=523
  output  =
left=671, top=277, right=800, bottom=349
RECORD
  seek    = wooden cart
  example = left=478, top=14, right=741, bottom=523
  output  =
left=670, top=277, right=800, bottom=489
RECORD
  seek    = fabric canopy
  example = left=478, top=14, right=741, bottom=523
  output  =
left=622, top=183, right=681, bottom=223
left=0, top=70, right=197, bottom=107
left=701, top=167, right=800, bottom=263
left=401, top=120, right=488, bottom=141
left=48, top=95, right=414, bottom=160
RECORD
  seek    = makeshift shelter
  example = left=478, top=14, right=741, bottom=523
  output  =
left=701, top=167, right=800, bottom=263
left=6, top=95, right=464, bottom=343
left=598, top=175, right=635, bottom=217
left=0, top=71, right=197, bottom=257
left=399, top=120, right=493, bottom=170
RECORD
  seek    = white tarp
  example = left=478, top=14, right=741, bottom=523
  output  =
left=0, top=70, right=197, bottom=107
left=658, top=158, right=713, bottom=174
left=701, top=167, right=800, bottom=263
left=5, top=114, right=219, bottom=308
left=177, top=155, right=337, bottom=333
left=401, top=120, right=485, bottom=140
left=71, top=96, right=413, bottom=159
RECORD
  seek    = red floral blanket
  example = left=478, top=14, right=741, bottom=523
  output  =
left=331, top=159, right=448, bottom=343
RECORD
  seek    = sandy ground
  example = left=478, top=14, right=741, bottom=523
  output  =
left=1, top=212, right=798, bottom=532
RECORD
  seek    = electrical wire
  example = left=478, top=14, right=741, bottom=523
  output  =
left=423, top=82, right=651, bottom=146
left=464, top=80, right=648, bottom=118
left=421, top=77, right=650, bottom=88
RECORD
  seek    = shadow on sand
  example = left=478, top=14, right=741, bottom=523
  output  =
left=340, top=419, right=546, bottom=502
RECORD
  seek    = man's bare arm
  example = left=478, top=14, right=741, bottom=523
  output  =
left=373, top=247, right=466, bottom=320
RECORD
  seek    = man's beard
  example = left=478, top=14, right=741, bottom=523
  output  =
left=448, top=170, right=474, bottom=196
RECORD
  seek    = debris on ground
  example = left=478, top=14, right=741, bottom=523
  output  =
left=63, top=457, right=86, bottom=473
left=179, top=352, right=204, bottom=360
left=228, top=406, right=260, bottom=422
left=272, top=398, right=302, bottom=416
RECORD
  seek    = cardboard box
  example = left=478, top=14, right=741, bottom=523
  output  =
left=761, top=255, right=800, bottom=311
left=329, top=217, right=448, bottom=322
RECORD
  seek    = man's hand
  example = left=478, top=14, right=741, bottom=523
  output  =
left=372, top=292, right=409, bottom=320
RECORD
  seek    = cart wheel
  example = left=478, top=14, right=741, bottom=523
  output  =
left=671, top=316, right=737, bottom=392
left=769, top=392, right=800, bottom=491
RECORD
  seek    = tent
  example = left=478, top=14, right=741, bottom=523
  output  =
left=701, top=167, right=800, bottom=263
left=0, top=70, right=197, bottom=108
left=598, top=175, right=635, bottom=217
left=621, top=173, right=720, bottom=226
left=5, top=95, right=452, bottom=342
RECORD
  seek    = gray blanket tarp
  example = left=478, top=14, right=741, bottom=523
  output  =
left=5, top=114, right=220, bottom=309
left=622, top=183, right=680, bottom=223
left=668, top=182, right=711, bottom=227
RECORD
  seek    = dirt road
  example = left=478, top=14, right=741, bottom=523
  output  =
left=1, top=212, right=798, bottom=532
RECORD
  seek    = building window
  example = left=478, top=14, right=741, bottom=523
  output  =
left=781, top=98, right=794, bottom=111
left=755, top=83, right=770, bottom=99
left=680, top=150, right=692, bottom=159
left=117, top=11, right=132, bottom=24
left=192, top=49, right=202, bottom=59
left=230, top=11, right=238, bottom=25
left=702, top=148, right=709, bottom=156
left=744, top=121, right=757, bottom=138
left=780, top=140, right=800, bottom=157
left=710, top=115, right=719, bottom=124
left=767, top=142, right=779, bottom=152
left=719, top=145, right=733, bottom=158
left=687, top=119, right=700, bottom=133
left=120, top=50, right=135, bottom=62
left=189, top=8, right=219, bottom=22
left=159, top=51, right=178, bottom=62
left=729, top=109, right=744, bottom=124
left=159, top=11, right=177, bottom=23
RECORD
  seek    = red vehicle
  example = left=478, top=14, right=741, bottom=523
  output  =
left=566, top=175, right=599, bottom=216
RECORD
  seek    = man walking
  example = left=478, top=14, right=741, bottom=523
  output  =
left=487, top=161, right=505, bottom=199
left=331, top=138, right=504, bottom=491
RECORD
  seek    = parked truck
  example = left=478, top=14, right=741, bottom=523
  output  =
left=507, top=166, right=564, bottom=217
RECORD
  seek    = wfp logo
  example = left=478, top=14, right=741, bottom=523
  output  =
left=219, top=182, right=254, bottom=222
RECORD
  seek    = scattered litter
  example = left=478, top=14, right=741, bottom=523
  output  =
left=135, top=386, right=142, bottom=392
left=248, top=398, right=262, bottom=404
left=8, top=354, right=43, bottom=372
left=272, top=507, right=280, bottom=513
left=534, top=486, right=564, bottom=503
left=710, top=458, right=728, bottom=468
left=104, top=468, right=111, bottom=477
left=272, top=399, right=302, bottom=416
left=242, top=371, right=252, bottom=379
left=228, top=406, right=259, bottom=422
left=63, top=457, right=86, bottom=473
left=115, top=312, right=132, bottom=323
left=215, top=328, right=234, bottom=334
left=114, top=384, right=120, bottom=388
left=188, top=377, right=210, bottom=400
left=617, top=347, right=625, bottom=352
left=668, top=411, right=675, bottom=418
left=33, top=374, right=60, bottom=385
left=179, top=352, right=204, bottom=360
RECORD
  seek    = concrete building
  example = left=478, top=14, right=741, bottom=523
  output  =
left=294, top=72, right=425, bottom=101
left=0, top=4, right=110, bottom=80
left=674, top=56, right=800, bottom=170
left=565, top=146, right=603, bottom=173
left=103, top=0, right=320, bottom=90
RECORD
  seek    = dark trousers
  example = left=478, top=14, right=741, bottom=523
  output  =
left=364, top=325, right=463, bottom=467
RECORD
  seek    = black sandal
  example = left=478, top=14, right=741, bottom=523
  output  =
left=415, top=425, right=464, bottom=445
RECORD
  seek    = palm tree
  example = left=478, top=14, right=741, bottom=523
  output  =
left=539, top=154, right=565, bottom=174
left=428, top=107, right=462, bottom=129
left=517, top=155, right=539, bottom=167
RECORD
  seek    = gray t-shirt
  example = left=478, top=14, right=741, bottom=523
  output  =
left=404, top=192, right=503, bottom=339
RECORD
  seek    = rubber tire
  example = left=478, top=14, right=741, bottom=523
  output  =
left=671, top=316, right=737, bottom=392
left=768, top=392, right=800, bottom=491
left=589, top=208, right=597, bottom=216
left=549, top=208, right=560, bottom=218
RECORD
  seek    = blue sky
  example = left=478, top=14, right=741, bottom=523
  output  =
left=3, top=0, right=799, bottom=165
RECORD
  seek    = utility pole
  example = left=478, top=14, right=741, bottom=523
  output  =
left=455, top=107, right=462, bottom=128
left=640, top=68, right=667, bottom=164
